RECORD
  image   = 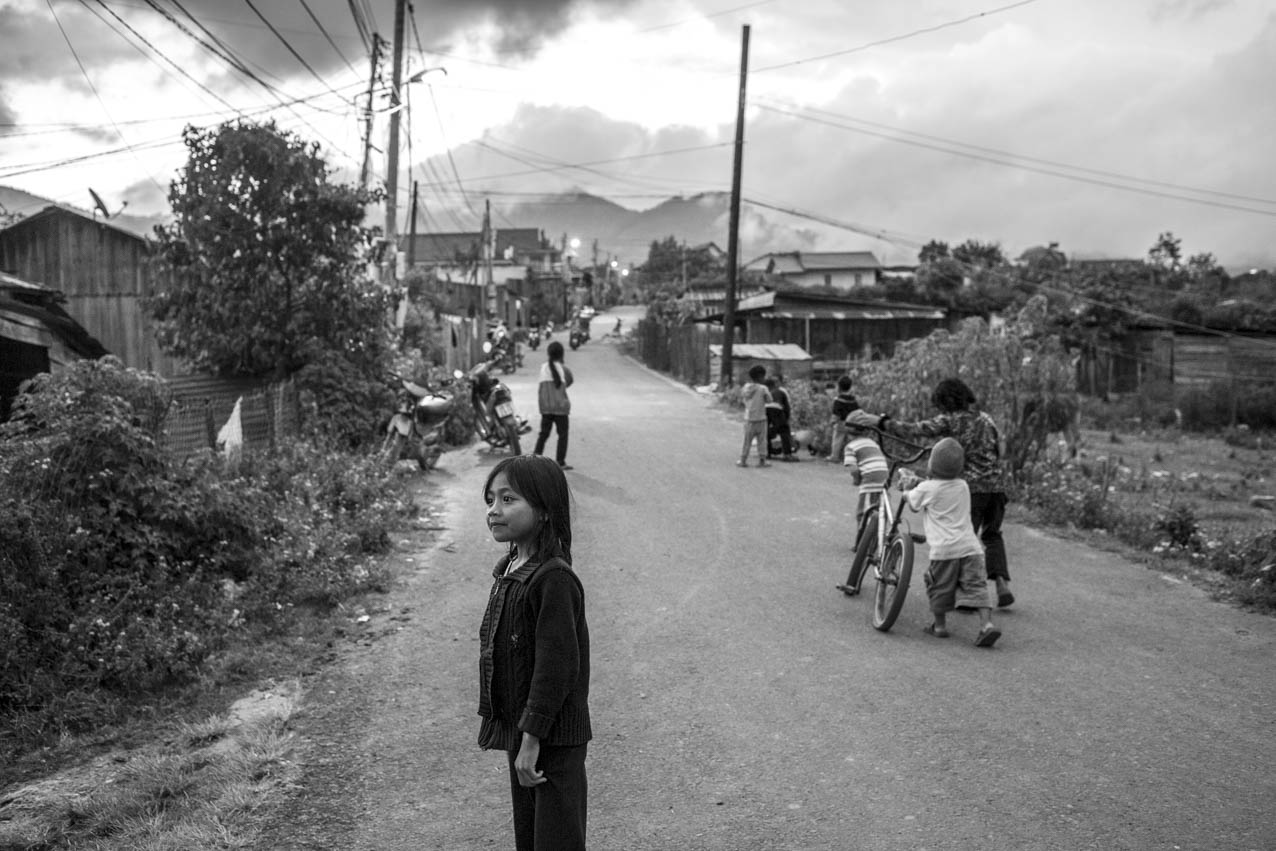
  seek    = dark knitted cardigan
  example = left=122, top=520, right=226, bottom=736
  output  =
left=477, top=555, right=591, bottom=751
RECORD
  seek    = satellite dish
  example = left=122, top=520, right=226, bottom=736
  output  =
left=88, top=188, right=127, bottom=220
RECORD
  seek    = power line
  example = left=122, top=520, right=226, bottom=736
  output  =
left=80, top=0, right=240, bottom=116
left=298, top=0, right=361, bottom=77
left=142, top=0, right=358, bottom=163
left=638, top=0, right=779, bottom=33
left=242, top=0, right=352, bottom=105
left=755, top=99, right=1276, bottom=209
left=46, top=0, right=167, bottom=194
left=754, top=0, right=1048, bottom=73
left=753, top=102, right=1276, bottom=218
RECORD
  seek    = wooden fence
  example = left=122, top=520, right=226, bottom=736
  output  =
left=635, top=320, right=722, bottom=386
left=158, top=376, right=300, bottom=459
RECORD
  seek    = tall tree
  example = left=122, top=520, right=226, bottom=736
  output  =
left=148, top=120, right=393, bottom=379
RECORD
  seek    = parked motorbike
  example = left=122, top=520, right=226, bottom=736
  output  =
left=381, top=377, right=454, bottom=470
left=489, top=336, right=522, bottom=374
left=464, top=360, right=530, bottom=455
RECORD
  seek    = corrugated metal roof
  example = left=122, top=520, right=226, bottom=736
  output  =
left=0, top=269, right=52, bottom=293
left=760, top=307, right=945, bottom=320
left=708, top=343, right=813, bottom=361
left=743, top=251, right=881, bottom=273
left=798, top=251, right=881, bottom=270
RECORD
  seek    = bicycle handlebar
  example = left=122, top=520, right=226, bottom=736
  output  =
left=867, top=427, right=931, bottom=465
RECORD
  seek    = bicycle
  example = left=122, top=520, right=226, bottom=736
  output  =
left=835, top=432, right=931, bottom=632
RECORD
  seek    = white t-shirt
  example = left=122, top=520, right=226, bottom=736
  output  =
left=905, top=478, right=983, bottom=560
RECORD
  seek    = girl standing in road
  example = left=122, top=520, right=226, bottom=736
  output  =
left=478, top=455, right=591, bottom=851
left=534, top=341, right=574, bottom=471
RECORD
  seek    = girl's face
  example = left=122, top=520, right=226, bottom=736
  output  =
left=485, top=472, right=541, bottom=554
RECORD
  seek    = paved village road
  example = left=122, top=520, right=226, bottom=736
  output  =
left=261, top=309, right=1275, bottom=851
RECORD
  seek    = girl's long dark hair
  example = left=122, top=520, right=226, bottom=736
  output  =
left=483, top=455, right=573, bottom=564
left=546, top=340, right=565, bottom=389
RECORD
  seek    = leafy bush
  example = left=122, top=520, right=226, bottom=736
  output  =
left=846, top=303, right=1076, bottom=473
left=0, top=359, right=414, bottom=742
left=1200, top=529, right=1276, bottom=609
left=1154, top=504, right=1202, bottom=551
left=295, top=349, right=397, bottom=451
left=1178, top=381, right=1276, bottom=431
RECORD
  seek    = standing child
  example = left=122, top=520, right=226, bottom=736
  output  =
left=897, top=437, right=1002, bottom=647
left=825, top=375, right=860, bottom=462
left=478, top=455, right=591, bottom=850
left=738, top=364, right=772, bottom=467
left=843, top=421, right=889, bottom=549
left=764, top=377, right=798, bottom=461
left=533, top=341, right=574, bottom=471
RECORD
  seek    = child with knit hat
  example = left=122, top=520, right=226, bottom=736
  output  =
left=897, top=437, right=1002, bottom=647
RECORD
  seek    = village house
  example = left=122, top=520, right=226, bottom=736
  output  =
left=743, top=250, right=883, bottom=291
left=398, top=227, right=584, bottom=329
left=723, top=288, right=947, bottom=362
left=0, top=269, right=107, bottom=418
left=0, top=204, right=181, bottom=377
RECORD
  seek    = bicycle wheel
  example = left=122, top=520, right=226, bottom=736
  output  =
left=839, top=513, right=878, bottom=596
left=871, top=530, right=915, bottom=632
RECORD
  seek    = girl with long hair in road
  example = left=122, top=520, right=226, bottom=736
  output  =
left=534, top=340, right=574, bottom=470
left=477, top=455, right=591, bottom=850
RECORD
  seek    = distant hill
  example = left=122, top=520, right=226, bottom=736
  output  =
left=494, top=190, right=824, bottom=264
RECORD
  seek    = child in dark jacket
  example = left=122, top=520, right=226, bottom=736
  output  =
left=826, top=375, right=860, bottom=462
left=478, top=455, right=591, bottom=850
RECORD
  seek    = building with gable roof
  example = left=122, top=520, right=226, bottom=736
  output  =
left=0, top=204, right=182, bottom=376
left=744, top=250, right=883, bottom=291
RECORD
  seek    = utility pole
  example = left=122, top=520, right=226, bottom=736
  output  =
left=358, top=36, right=384, bottom=189
left=720, top=23, right=750, bottom=389
left=408, top=180, right=419, bottom=269
left=483, top=199, right=495, bottom=319
left=384, top=0, right=406, bottom=285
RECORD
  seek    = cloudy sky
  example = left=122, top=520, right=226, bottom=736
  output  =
left=1, top=0, right=1274, bottom=270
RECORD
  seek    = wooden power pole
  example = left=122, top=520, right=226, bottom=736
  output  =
left=384, top=0, right=406, bottom=284
left=720, top=24, right=750, bottom=389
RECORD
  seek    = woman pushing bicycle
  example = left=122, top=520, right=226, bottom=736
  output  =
left=846, top=377, right=1016, bottom=609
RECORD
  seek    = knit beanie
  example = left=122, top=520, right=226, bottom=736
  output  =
left=929, top=437, right=965, bottom=479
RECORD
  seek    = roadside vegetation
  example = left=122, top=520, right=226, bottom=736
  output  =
left=715, top=302, right=1276, bottom=615
left=0, top=119, right=451, bottom=849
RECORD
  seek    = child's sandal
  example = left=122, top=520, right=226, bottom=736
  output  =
left=923, top=623, right=950, bottom=638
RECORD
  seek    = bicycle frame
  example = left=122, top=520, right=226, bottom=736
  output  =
left=838, top=430, right=931, bottom=631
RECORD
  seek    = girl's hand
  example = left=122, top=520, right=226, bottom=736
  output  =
left=896, top=470, right=920, bottom=491
left=514, top=733, right=546, bottom=787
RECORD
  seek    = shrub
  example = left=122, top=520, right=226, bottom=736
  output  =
left=0, top=359, right=414, bottom=742
left=1154, top=504, right=1202, bottom=551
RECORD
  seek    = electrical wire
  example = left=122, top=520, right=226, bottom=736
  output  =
left=141, top=0, right=359, bottom=164
left=637, top=0, right=779, bottom=33
left=754, top=0, right=1048, bottom=73
left=752, top=102, right=1276, bottom=218
left=298, top=0, right=361, bottom=77
left=243, top=0, right=353, bottom=105
left=79, top=0, right=240, bottom=116
left=46, top=0, right=167, bottom=194
left=753, top=99, right=1276, bottom=209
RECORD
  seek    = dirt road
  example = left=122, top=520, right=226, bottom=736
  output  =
left=260, top=314, right=1276, bottom=850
